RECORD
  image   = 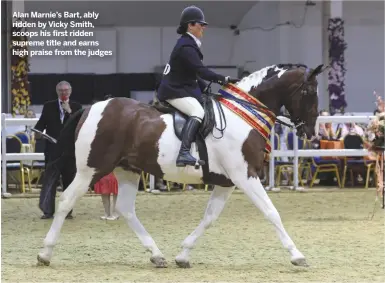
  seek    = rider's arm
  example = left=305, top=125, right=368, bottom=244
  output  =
left=197, top=77, right=207, bottom=92
left=180, top=46, right=226, bottom=84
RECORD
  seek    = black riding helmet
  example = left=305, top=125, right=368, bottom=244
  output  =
left=179, top=5, right=208, bottom=26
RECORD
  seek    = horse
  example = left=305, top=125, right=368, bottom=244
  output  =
left=36, top=63, right=326, bottom=268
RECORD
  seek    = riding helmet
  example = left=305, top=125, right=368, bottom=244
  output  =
left=179, top=5, right=208, bottom=26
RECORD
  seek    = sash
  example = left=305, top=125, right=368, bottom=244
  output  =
left=217, top=84, right=276, bottom=153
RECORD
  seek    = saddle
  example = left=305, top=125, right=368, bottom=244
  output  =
left=151, top=95, right=218, bottom=142
left=150, top=94, right=223, bottom=173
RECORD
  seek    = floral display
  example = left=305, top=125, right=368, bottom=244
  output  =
left=10, top=18, right=30, bottom=116
left=366, top=92, right=385, bottom=207
left=328, top=17, right=347, bottom=115
left=367, top=91, right=385, bottom=149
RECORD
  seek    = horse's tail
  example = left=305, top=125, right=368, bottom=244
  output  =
left=47, top=108, right=85, bottom=168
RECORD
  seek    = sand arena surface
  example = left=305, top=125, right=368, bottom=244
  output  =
left=1, top=189, right=384, bottom=282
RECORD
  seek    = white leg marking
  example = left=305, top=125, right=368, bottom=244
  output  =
left=37, top=170, right=94, bottom=265
left=113, top=168, right=167, bottom=267
left=175, top=185, right=235, bottom=268
left=234, top=175, right=307, bottom=266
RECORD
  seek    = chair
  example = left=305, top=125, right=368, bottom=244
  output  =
left=275, top=131, right=311, bottom=186
left=308, top=139, right=342, bottom=188
left=342, top=134, right=375, bottom=188
left=286, top=131, right=306, bottom=151
left=15, top=131, right=30, bottom=144
left=273, top=133, right=292, bottom=186
left=31, top=138, right=46, bottom=189
left=3, top=135, right=32, bottom=193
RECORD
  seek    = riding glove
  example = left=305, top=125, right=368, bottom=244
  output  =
left=225, top=76, right=241, bottom=84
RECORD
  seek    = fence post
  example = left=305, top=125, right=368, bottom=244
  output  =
left=293, top=128, right=299, bottom=190
left=1, top=113, right=11, bottom=197
left=149, top=175, right=155, bottom=191
left=268, top=126, right=278, bottom=191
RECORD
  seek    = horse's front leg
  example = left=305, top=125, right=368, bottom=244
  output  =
left=113, top=168, right=167, bottom=268
left=233, top=174, right=308, bottom=266
left=175, top=185, right=235, bottom=268
left=37, top=170, right=93, bottom=266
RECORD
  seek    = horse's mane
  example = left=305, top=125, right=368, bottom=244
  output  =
left=237, top=63, right=311, bottom=93
left=236, top=64, right=297, bottom=92
left=276, top=63, right=309, bottom=70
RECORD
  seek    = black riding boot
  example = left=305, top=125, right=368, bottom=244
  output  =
left=176, top=117, right=205, bottom=167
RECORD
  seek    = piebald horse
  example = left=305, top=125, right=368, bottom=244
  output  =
left=37, top=63, right=325, bottom=268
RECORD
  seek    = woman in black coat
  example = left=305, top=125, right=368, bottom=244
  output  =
left=157, top=5, right=240, bottom=167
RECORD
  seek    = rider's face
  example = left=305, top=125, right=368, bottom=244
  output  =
left=189, top=23, right=206, bottom=39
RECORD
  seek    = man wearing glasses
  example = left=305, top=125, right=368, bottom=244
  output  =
left=34, top=81, right=82, bottom=219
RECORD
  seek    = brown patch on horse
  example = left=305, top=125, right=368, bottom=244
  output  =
left=75, top=107, right=91, bottom=141
left=204, top=172, right=234, bottom=187
left=241, top=129, right=267, bottom=179
left=86, top=98, right=166, bottom=185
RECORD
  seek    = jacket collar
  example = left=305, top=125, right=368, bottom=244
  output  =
left=186, top=32, right=202, bottom=48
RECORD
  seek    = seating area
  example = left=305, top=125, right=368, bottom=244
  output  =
left=3, top=131, right=45, bottom=193
left=1, top=111, right=382, bottom=195
left=270, top=126, right=379, bottom=189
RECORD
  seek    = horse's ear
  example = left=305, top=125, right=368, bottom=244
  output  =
left=320, top=64, right=330, bottom=73
left=307, top=64, right=328, bottom=81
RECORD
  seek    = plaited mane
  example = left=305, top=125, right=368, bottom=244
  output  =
left=237, top=64, right=310, bottom=94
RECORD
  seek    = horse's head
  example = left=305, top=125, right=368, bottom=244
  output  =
left=237, top=64, right=327, bottom=139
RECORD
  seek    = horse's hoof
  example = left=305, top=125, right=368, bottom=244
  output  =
left=150, top=256, right=168, bottom=268
left=37, top=254, right=50, bottom=266
left=291, top=257, right=309, bottom=267
left=175, top=259, right=191, bottom=268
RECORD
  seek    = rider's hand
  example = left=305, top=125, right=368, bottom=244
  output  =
left=225, top=76, right=241, bottom=84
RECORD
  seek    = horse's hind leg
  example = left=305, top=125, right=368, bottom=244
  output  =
left=175, top=185, right=235, bottom=268
left=234, top=175, right=308, bottom=267
left=113, top=168, right=167, bottom=268
left=37, top=169, right=94, bottom=266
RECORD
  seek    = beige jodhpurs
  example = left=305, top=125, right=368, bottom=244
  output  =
left=166, top=97, right=204, bottom=121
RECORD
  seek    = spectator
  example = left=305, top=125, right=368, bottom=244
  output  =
left=318, top=110, right=337, bottom=140
left=35, top=81, right=82, bottom=220
left=94, top=173, right=119, bottom=220
left=339, top=121, right=365, bottom=139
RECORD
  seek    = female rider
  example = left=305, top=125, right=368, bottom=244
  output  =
left=157, top=5, right=240, bottom=167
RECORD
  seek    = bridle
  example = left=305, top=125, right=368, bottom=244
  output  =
left=279, top=68, right=315, bottom=131
left=206, top=67, right=314, bottom=132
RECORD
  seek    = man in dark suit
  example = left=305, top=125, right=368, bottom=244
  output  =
left=34, top=81, right=82, bottom=219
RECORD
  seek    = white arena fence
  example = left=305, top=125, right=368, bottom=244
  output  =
left=1, top=113, right=376, bottom=195
left=267, top=115, right=375, bottom=190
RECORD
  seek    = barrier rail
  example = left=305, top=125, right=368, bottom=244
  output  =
left=1, top=114, right=377, bottom=196
left=267, top=115, right=376, bottom=191
left=1, top=114, right=44, bottom=196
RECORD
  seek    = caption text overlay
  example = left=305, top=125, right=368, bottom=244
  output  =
left=12, top=11, right=113, bottom=58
